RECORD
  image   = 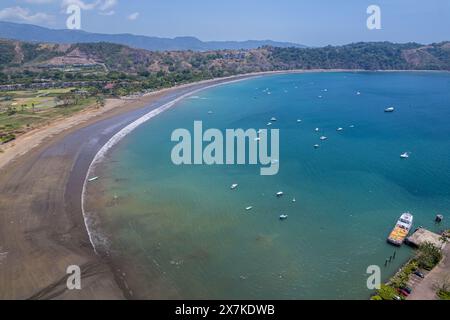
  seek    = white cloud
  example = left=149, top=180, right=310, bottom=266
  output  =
left=127, top=12, right=139, bottom=21
left=99, top=0, right=117, bottom=11
left=61, top=0, right=118, bottom=12
left=0, top=6, right=54, bottom=24
left=61, top=0, right=100, bottom=11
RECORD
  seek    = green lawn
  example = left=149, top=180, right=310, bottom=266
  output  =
left=0, top=95, right=96, bottom=141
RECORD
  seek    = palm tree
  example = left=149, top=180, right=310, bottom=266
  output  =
left=96, top=95, right=105, bottom=108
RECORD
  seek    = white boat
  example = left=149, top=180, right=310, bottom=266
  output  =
left=387, top=212, right=414, bottom=246
left=88, top=176, right=99, bottom=182
left=230, top=184, right=238, bottom=190
left=246, top=206, right=253, bottom=211
left=208, top=111, right=213, bottom=114
left=292, top=198, right=296, bottom=203
left=385, top=107, right=395, bottom=113
left=267, top=122, right=272, bottom=126
left=318, top=95, right=323, bottom=98
left=314, top=144, right=320, bottom=149
left=356, top=91, right=361, bottom=95
left=337, top=127, right=343, bottom=131
left=320, top=136, right=328, bottom=140
left=279, top=214, right=288, bottom=220
left=349, top=125, right=355, bottom=128
left=315, top=128, right=320, bottom=132
left=297, top=119, right=302, bottom=123
left=254, top=137, right=261, bottom=141
left=270, top=117, right=277, bottom=122
left=276, top=191, right=284, bottom=197
left=400, top=152, right=410, bottom=159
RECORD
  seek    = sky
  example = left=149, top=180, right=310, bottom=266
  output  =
left=0, top=0, right=449, bottom=46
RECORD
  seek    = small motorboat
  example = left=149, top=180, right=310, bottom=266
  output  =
left=270, top=117, right=277, bottom=122
left=267, top=122, right=272, bottom=126
left=246, top=206, right=253, bottom=211
left=320, top=136, right=328, bottom=141
left=385, top=107, right=395, bottom=113
left=276, top=191, right=284, bottom=197
left=349, top=125, right=355, bottom=128
left=297, top=119, right=302, bottom=123
left=279, top=214, right=288, bottom=220
left=292, top=198, right=296, bottom=203
left=435, top=214, right=443, bottom=223
left=337, top=127, right=343, bottom=132
left=356, top=91, right=361, bottom=95
left=314, top=144, right=320, bottom=149
left=400, top=152, right=410, bottom=159
left=88, top=176, right=99, bottom=182
left=230, top=184, right=238, bottom=190
left=208, top=111, right=213, bottom=114
left=315, top=128, right=320, bottom=132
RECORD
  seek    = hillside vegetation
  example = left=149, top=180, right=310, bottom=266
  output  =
left=0, top=39, right=449, bottom=94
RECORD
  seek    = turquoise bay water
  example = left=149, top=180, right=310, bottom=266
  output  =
left=93, top=72, right=450, bottom=299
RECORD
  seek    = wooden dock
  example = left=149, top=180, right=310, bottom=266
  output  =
left=406, top=228, right=446, bottom=249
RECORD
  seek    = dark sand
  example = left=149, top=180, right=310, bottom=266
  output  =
left=0, top=74, right=262, bottom=299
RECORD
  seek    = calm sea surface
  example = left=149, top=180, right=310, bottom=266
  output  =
left=89, top=72, right=450, bottom=299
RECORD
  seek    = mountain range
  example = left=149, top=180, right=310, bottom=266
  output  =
left=0, top=21, right=306, bottom=51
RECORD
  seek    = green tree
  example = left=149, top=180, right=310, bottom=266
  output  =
left=416, top=242, right=443, bottom=270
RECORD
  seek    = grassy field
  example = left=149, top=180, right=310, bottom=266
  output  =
left=0, top=88, right=76, bottom=112
left=0, top=88, right=97, bottom=143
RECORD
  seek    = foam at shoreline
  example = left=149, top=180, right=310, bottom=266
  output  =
left=81, top=76, right=257, bottom=253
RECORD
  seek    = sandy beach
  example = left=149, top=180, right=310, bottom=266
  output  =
left=0, top=71, right=282, bottom=299
left=1, top=68, right=428, bottom=300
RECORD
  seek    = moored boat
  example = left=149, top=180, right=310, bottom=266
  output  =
left=400, top=152, right=410, bottom=159
left=387, top=212, right=414, bottom=246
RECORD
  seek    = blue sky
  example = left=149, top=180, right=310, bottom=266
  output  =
left=0, top=0, right=449, bottom=46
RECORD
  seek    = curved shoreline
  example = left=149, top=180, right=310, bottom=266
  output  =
left=81, top=76, right=259, bottom=255
left=0, top=71, right=274, bottom=299
left=2, top=69, right=447, bottom=299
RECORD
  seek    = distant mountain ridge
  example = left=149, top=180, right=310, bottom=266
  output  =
left=0, top=21, right=306, bottom=51
left=1, top=38, right=449, bottom=77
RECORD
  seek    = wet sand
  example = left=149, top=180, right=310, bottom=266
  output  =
left=0, top=73, right=268, bottom=299
left=0, top=69, right=378, bottom=299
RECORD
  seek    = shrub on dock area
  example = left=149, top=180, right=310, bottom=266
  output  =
left=436, top=277, right=450, bottom=300
left=437, top=289, right=450, bottom=300
left=373, top=285, right=399, bottom=300
left=416, top=242, right=443, bottom=270
left=390, top=260, right=418, bottom=289
left=373, top=243, right=443, bottom=300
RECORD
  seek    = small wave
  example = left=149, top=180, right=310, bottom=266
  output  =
left=81, top=77, right=254, bottom=254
